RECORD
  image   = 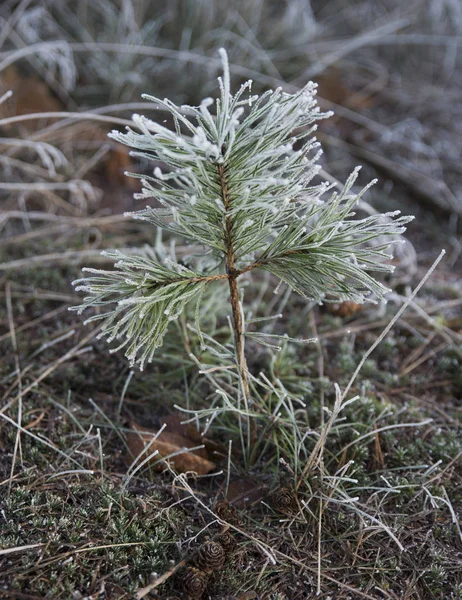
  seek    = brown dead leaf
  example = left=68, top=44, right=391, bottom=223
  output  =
left=0, top=67, right=136, bottom=193
left=446, top=317, right=462, bottom=332
left=317, top=67, right=376, bottom=110
left=126, top=420, right=216, bottom=476
left=104, top=145, right=138, bottom=190
left=225, top=477, right=267, bottom=509
left=0, top=66, right=63, bottom=131
left=160, top=413, right=229, bottom=459
left=159, top=413, right=203, bottom=443
left=327, top=301, right=363, bottom=318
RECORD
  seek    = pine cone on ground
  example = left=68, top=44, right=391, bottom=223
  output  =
left=216, top=530, right=237, bottom=554
left=193, top=540, right=226, bottom=573
left=215, top=499, right=240, bottom=524
left=177, top=566, right=209, bottom=599
left=270, top=487, right=298, bottom=516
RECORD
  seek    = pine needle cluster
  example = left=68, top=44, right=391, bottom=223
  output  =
left=71, top=49, right=413, bottom=373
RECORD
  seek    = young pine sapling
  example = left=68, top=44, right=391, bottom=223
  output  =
left=71, top=49, right=413, bottom=418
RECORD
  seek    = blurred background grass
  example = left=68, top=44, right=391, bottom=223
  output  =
left=1, top=0, right=462, bottom=232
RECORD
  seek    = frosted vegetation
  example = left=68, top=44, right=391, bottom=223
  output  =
left=72, top=50, right=412, bottom=370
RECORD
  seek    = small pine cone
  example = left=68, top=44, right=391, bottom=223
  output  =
left=216, top=530, right=237, bottom=554
left=215, top=499, right=239, bottom=524
left=178, top=566, right=209, bottom=599
left=271, top=487, right=298, bottom=515
left=193, top=540, right=226, bottom=573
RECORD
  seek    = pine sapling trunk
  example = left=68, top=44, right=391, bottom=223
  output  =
left=217, top=159, right=254, bottom=443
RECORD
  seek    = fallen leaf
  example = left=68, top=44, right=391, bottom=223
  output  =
left=104, top=145, right=138, bottom=190
left=317, top=67, right=376, bottom=111
left=0, top=66, right=63, bottom=131
left=327, top=301, right=363, bottom=318
left=160, top=412, right=229, bottom=459
left=159, top=413, right=203, bottom=443
left=0, top=68, right=136, bottom=195
left=226, top=477, right=267, bottom=509
left=126, top=420, right=216, bottom=476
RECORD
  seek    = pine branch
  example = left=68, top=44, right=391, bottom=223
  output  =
left=70, top=249, right=221, bottom=369
left=240, top=171, right=413, bottom=303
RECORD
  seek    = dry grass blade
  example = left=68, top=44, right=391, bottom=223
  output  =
left=0, top=543, right=44, bottom=556
left=341, top=250, right=446, bottom=401
left=5, top=282, right=23, bottom=495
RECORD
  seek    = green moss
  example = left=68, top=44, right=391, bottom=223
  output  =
left=0, top=483, right=183, bottom=598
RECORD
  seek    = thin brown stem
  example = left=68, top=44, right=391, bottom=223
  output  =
left=227, top=273, right=250, bottom=400
left=217, top=160, right=253, bottom=435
